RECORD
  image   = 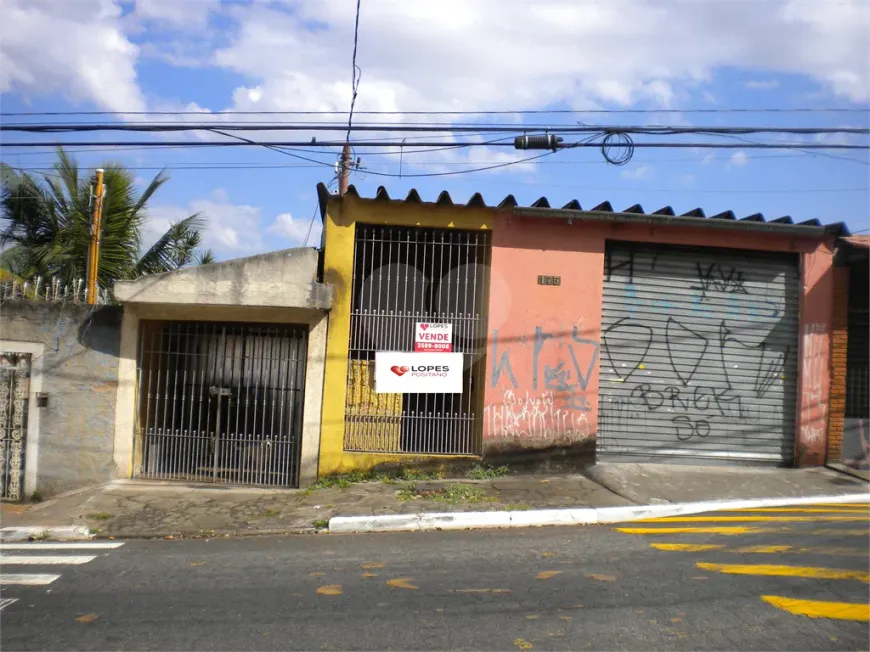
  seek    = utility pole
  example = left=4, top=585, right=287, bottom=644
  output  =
left=338, top=144, right=351, bottom=195
left=86, top=168, right=105, bottom=305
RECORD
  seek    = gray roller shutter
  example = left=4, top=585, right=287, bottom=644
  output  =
left=598, top=242, right=800, bottom=464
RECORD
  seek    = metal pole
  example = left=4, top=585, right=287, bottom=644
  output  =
left=86, top=168, right=105, bottom=305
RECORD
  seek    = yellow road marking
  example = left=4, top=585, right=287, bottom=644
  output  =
left=805, top=503, right=870, bottom=508
left=536, top=571, right=561, bottom=580
left=615, top=526, right=789, bottom=535
left=761, top=596, right=870, bottom=621
left=315, top=585, right=343, bottom=596
left=452, top=588, right=511, bottom=594
left=812, top=529, right=870, bottom=535
left=649, top=543, right=869, bottom=556
left=650, top=543, right=724, bottom=552
left=724, top=508, right=869, bottom=514
left=696, top=562, right=870, bottom=582
left=386, top=577, right=418, bottom=590
left=733, top=545, right=793, bottom=553
left=637, top=516, right=868, bottom=523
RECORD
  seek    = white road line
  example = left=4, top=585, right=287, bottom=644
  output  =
left=0, top=555, right=97, bottom=565
left=0, top=542, right=124, bottom=550
left=0, top=598, right=19, bottom=611
left=0, top=574, right=61, bottom=586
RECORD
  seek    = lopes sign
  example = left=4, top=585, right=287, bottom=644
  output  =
left=414, top=322, right=453, bottom=352
left=375, top=352, right=463, bottom=393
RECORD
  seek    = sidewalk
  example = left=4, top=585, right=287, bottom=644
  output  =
left=1, top=464, right=866, bottom=540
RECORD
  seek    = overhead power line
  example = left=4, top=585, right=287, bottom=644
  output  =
left=3, top=123, right=868, bottom=135
left=2, top=140, right=866, bottom=149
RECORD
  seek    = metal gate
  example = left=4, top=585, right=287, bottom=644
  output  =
left=598, top=242, right=800, bottom=464
left=343, top=224, right=491, bottom=455
left=1, top=352, right=31, bottom=501
left=136, top=322, right=308, bottom=487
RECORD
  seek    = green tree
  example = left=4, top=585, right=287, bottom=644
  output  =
left=0, top=149, right=214, bottom=288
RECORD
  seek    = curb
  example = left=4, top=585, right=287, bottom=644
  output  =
left=0, top=526, right=93, bottom=542
left=327, top=492, right=870, bottom=534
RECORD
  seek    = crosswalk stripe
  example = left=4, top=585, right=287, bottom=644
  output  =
left=0, top=542, right=124, bottom=550
left=761, top=596, right=870, bottom=621
left=614, top=526, right=791, bottom=535
left=0, top=555, right=97, bottom=565
left=0, top=598, right=19, bottom=611
left=636, top=515, right=868, bottom=523
left=696, top=562, right=870, bottom=582
left=0, top=574, right=61, bottom=586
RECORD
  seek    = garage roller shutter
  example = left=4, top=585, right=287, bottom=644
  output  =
left=598, top=242, right=800, bottom=464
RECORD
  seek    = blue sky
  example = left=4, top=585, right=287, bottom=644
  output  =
left=2, top=0, right=868, bottom=260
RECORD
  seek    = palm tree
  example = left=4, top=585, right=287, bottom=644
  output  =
left=0, top=149, right=214, bottom=288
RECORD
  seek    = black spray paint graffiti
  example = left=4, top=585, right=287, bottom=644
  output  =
left=601, top=317, right=653, bottom=383
left=690, top=262, right=749, bottom=301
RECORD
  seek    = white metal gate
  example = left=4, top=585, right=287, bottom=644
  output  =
left=0, top=352, right=31, bottom=501
left=598, top=243, right=800, bottom=464
left=136, top=321, right=308, bottom=487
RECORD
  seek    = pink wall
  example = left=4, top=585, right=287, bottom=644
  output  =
left=482, top=212, right=834, bottom=466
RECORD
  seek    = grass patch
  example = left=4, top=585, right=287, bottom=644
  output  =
left=468, top=465, right=509, bottom=480
left=504, top=503, right=531, bottom=511
left=29, top=490, right=43, bottom=503
left=29, top=530, right=50, bottom=541
left=401, top=483, right=492, bottom=504
left=258, top=508, right=281, bottom=518
left=397, top=483, right=418, bottom=501
left=313, top=518, right=329, bottom=530
left=307, top=468, right=442, bottom=492
left=86, top=512, right=113, bottom=521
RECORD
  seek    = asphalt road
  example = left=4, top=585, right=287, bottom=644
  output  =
left=1, top=502, right=868, bottom=651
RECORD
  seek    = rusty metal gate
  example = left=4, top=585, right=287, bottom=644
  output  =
left=136, top=322, right=307, bottom=487
left=343, top=224, right=491, bottom=455
left=1, top=352, right=31, bottom=501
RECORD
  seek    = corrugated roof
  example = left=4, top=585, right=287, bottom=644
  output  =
left=316, top=182, right=850, bottom=236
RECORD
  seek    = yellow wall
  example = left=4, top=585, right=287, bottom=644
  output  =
left=318, top=195, right=493, bottom=475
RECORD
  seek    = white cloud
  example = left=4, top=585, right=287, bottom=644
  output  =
left=133, top=0, right=219, bottom=28
left=620, top=165, right=650, bottom=180
left=701, top=153, right=715, bottom=165
left=679, top=173, right=696, bottom=186
left=0, top=0, right=144, bottom=112
left=212, top=0, right=870, bottom=122
left=745, top=80, right=780, bottom=90
left=146, top=189, right=265, bottom=258
left=267, top=212, right=322, bottom=247
left=728, top=151, right=749, bottom=168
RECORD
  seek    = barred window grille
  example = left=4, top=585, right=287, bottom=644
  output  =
left=343, top=224, right=491, bottom=455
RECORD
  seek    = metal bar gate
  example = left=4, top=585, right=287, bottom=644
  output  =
left=343, top=224, right=491, bottom=455
left=0, top=352, right=31, bottom=501
left=136, top=322, right=307, bottom=487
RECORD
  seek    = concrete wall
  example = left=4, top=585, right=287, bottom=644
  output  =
left=115, top=248, right=332, bottom=310
left=483, top=213, right=835, bottom=466
left=1, top=301, right=122, bottom=496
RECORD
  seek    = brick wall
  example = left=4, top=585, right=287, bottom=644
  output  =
left=1, top=301, right=122, bottom=496
left=826, top=266, right=849, bottom=462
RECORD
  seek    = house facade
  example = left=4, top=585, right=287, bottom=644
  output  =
left=317, top=183, right=846, bottom=476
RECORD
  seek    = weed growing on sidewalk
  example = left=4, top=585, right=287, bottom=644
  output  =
left=313, top=518, right=329, bottom=530
left=504, top=504, right=531, bottom=511
left=469, top=465, right=509, bottom=480
left=29, top=490, right=43, bottom=503
left=307, top=468, right=443, bottom=492
left=87, top=512, right=113, bottom=521
left=397, top=483, right=493, bottom=504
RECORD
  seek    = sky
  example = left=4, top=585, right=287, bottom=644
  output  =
left=1, top=0, right=869, bottom=261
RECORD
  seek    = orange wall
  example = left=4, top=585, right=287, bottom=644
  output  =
left=482, top=212, right=834, bottom=465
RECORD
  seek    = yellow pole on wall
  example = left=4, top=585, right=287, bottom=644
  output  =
left=86, top=168, right=105, bottom=305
